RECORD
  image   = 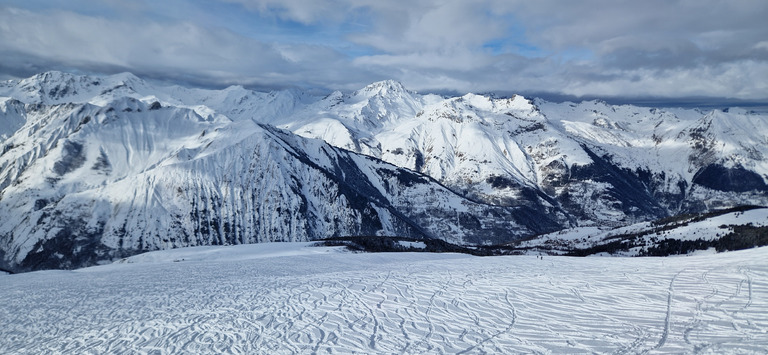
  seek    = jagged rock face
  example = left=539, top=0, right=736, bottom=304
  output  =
left=1, top=72, right=767, bottom=271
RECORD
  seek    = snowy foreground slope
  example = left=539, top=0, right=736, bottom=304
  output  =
left=2, top=244, right=767, bottom=354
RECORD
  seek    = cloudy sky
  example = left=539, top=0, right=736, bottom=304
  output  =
left=1, top=0, right=767, bottom=102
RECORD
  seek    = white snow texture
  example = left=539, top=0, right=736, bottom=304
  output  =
left=1, top=243, right=766, bottom=354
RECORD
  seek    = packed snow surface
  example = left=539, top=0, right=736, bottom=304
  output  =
left=2, top=243, right=766, bottom=354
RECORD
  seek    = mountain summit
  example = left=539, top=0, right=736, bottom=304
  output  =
left=0, top=72, right=766, bottom=271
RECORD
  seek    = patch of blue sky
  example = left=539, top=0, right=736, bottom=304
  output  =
left=479, top=15, right=546, bottom=58
left=483, top=39, right=546, bottom=58
left=556, top=48, right=595, bottom=62
left=184, top=1, right=380, bottom=58
left=1, top=0, right=123, bottom=17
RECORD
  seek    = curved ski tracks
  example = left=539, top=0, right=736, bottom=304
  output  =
left=1, top=248, right=766, bottom=354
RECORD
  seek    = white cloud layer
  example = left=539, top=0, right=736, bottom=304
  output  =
left=0, top=1, right=766, bottom=100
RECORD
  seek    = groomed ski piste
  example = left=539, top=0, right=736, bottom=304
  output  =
left=1, top=243, right=766, bottom=354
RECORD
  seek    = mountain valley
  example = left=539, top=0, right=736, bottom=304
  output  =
left=1, top=72, right=766, bottom=271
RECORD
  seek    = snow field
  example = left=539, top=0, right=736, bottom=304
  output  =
left=1, top=244, right=766, bottom=354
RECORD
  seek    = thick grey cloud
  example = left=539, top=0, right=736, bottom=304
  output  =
left=0, top=6, right=377, bottom=89
left=0, top=1, right=766, bottom=101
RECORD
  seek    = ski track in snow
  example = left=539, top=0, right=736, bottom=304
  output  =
left=1, top=245, right=767, bottom=354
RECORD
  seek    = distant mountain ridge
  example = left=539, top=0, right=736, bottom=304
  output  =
left=272, top=77, right=768, bottom=223
left=0, top=71, right=766, bottom=271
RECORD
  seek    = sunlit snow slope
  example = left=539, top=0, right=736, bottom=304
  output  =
left=1, top=244, right=766, bottom=353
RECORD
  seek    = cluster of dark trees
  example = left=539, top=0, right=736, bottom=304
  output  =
left=639, top=224, right=768, bottom=256
left=651, top=205, right=762, bottom=227
left=563, top=206, right=768, bottom=257
left=562, top=223, right=768, bottom=257
left=318, top=236, right=494, bottom=256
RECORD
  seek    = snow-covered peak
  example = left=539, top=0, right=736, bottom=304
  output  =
left=14, top=71, right=100, bottom=103
left=265, top=87, right=318, bottom=109
left=354, top=80, right=411, bottom=98
left=221, top=84, right=249, bottom=96
left=0, top=71, right=152, bottom=105
left=23, top=71, right=85, bottom=86
left=106, top=72, right=145, bottom=87
left=282, top=80, right=425, bottom=132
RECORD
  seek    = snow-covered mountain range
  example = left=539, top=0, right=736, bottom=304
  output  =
left=1, top=71, right=766, bottom=271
